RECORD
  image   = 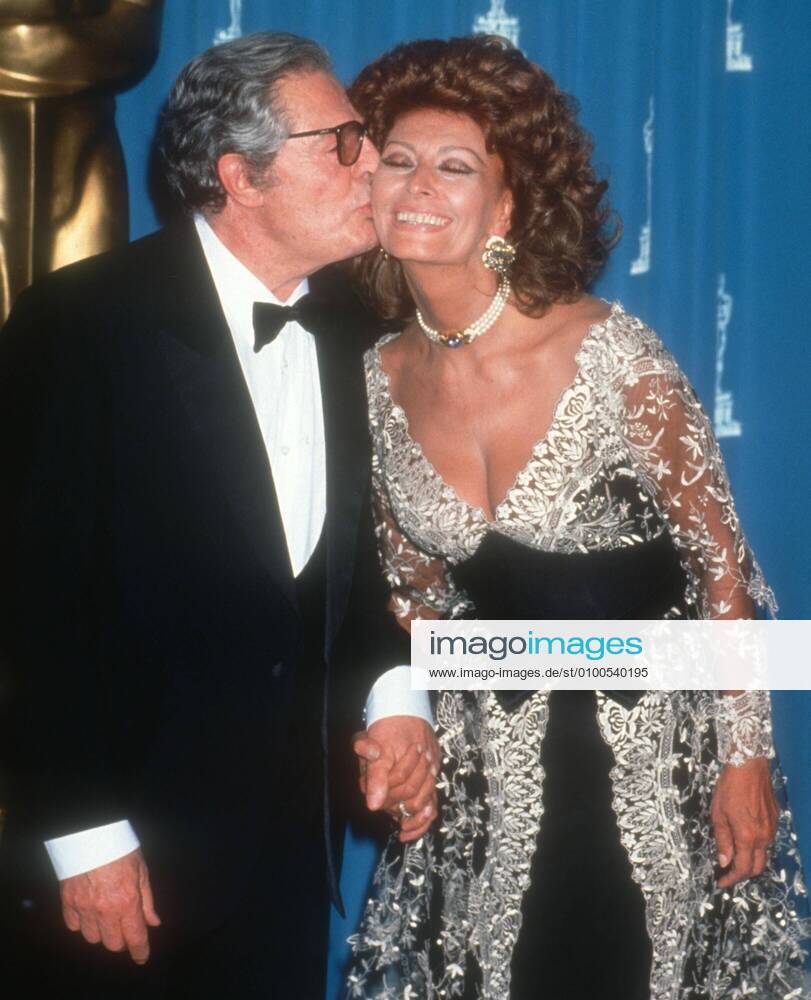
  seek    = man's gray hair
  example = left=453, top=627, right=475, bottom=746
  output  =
left=158, top=32, right=332, bottom=213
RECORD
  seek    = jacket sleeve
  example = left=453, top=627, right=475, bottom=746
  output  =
left=0, top=280, right=138, bottom=840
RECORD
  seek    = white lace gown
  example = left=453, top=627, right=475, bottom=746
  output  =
left=346, top=304, right=809, bottom=1000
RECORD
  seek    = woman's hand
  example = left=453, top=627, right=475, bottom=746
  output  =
left=710, top=757, right=780, bottom=888
left=353, top=716, right=440, bottom=842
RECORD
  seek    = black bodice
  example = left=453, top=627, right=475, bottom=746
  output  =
left=451, top=529, right=692, bottom=710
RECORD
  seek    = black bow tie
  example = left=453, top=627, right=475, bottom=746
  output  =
left=252, top=295, right=327, bottom=352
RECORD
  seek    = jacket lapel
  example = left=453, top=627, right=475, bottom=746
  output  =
left=153, top=223, right=297, bottom=610
left=148, top=227, right=374, bottom=633
left=309, top=278, right=372, bottom=654
left=309, top=289, right=372, bottom=918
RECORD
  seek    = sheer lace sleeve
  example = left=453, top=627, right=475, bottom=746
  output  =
left=367, top=349, right=472, bottom=630
left=369, top=446, right=472, bottom=628
left=712, top=689, right=775, bottom=766
left=601, top=317, right=777, bottom=764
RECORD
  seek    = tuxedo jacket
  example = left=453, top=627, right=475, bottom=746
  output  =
left=0, top=221, right=408, bottom=936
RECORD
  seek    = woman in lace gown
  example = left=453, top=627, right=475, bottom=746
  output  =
left=346, top=36, right=808, bottom=1000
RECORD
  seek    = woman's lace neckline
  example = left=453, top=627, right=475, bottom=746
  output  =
left=370, top=301, right=624, bottom=525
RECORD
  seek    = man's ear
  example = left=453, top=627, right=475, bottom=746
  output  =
left=216, top=153, right=265, bottom=208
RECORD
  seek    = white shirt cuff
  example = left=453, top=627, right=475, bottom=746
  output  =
left=365, top=665, right=434, bottom=728
left=44, top=820, right=140, bottom=881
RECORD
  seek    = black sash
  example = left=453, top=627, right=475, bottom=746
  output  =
left=450, top=530, right=691, bottom=711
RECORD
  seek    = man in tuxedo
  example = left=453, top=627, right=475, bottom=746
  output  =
left=0, top=32, right=436, bottom=998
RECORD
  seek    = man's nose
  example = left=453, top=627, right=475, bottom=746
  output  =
left=355, top=134, right=380, bottom=174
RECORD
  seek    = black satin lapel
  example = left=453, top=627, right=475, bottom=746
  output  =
left=154, top=228, right=296, bottom=610
left=314, top=329, right=369, bottom=651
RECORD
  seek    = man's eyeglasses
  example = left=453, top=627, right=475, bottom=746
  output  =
left=285, top=120, right=367, bottom=166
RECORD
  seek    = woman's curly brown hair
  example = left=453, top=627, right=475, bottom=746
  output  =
left=348, top=35, right=619, bottom=321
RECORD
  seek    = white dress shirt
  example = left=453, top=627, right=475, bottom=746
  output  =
left=44, top=216, right=430, bottom=880
left=196, top=215, right=326, bottom=576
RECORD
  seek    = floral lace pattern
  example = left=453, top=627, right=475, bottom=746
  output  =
left=349, top=691, right=808, bottom=1000
left=348, top=304, right=808, bottom=999
left=714, top=690, right=776, bottom=767
left=596, top=690, right=807, bottom=1000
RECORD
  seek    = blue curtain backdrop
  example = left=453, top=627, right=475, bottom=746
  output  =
left=114, top=3, right=810, bottom=994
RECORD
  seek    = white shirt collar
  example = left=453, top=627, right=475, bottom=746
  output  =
left=193, top=214, right=309, bottom=347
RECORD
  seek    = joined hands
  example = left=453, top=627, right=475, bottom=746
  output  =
left=353, top=715, right=440, bottom=842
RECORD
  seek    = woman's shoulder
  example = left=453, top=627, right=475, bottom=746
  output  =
left=364, top=329, right=400, bottom=375
left=364, top=328, right=404, bottom=363
left=364, top=329, right=412, bottom=421
left=577, top=300, right=679, bottom=384
left=364, top=325, right=423, bottom=383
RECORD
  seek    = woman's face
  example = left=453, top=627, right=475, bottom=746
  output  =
left=371, top=108, right=513, bottom=270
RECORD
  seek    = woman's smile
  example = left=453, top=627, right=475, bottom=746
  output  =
left=371, top=107, right=512, bottom=267
left=393, top=210, right=452, bottom=230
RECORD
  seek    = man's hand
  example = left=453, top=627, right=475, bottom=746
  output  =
left=353, top=715, right=439, bottom=842
left=59, top=848, right=161, bottom=963
left=711, top=757, right=780, bottom=888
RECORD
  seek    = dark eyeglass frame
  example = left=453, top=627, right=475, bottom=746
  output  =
left=285, top=119, right=367, bottom=166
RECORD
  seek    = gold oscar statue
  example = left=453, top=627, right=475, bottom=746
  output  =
left=0, top=1, right=163, bottom=321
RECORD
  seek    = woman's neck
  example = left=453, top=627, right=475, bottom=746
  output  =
left=403, top=261, right=500, bottom=334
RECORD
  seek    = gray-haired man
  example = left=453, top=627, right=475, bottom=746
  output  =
left=0, top=32, right=436, bottom=998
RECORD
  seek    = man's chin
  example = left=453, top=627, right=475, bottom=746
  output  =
left=357, top=236, right=380, bottom=257
left=354, top=220, right=381, bottom=257
left=332, top=233, right=379, bottom=264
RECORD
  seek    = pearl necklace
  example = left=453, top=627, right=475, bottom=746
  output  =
left=416, top=275, right=511, bottom=348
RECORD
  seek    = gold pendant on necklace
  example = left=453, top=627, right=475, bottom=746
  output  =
left=439, top=330, right=470, bottom=348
